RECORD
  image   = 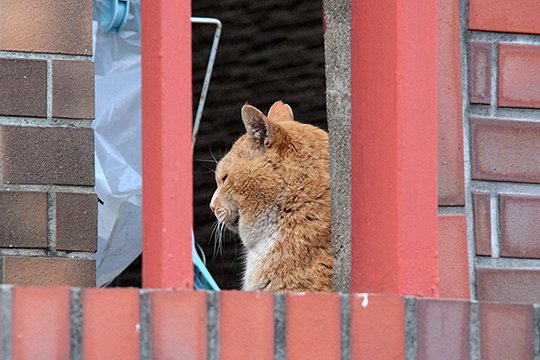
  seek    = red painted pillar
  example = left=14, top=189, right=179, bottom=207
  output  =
left=141, top=1, right=193, bottom=288
left=350, top=0, right=439, bottom=296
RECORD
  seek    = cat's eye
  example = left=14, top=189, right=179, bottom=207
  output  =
left=221, top=175, right=228, bottom=183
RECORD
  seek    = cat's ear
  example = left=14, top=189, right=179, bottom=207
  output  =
left=268, top=100, right=294, bottom=122
left=242, top=105, right=275, bottom=147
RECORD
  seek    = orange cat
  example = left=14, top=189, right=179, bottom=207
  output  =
left=210, top=101, right=333, bottom=291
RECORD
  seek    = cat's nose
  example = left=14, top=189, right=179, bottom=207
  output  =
left=209, top=190, right=218, bottom=213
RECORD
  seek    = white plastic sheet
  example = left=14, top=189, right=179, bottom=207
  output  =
left=93, top=0, right=143, bottom=286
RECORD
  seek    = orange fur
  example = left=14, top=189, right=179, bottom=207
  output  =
left=210, top=101, right=333, bottom=291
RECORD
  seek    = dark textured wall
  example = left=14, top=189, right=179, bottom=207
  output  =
left=192, top=0, right=327, bottom=288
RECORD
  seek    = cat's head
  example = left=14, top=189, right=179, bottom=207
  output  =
left=210, top=101, right=328, bottom=233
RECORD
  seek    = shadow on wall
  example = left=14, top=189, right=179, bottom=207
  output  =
left=192, top=0, right=327, bottom=289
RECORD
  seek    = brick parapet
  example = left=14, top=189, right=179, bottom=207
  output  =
left=0, top=0, right=96, bottom=286
left=0, top=287, right=538, bottom=359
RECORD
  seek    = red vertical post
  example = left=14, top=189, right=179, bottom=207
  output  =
left=141, top=2, right=193, bottom=288
left=350, top=0, right=439, bottom=296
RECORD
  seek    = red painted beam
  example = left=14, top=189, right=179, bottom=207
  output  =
left=350, top=0, right=439, bottom=296
left=141, top=1, right=193, bottom=288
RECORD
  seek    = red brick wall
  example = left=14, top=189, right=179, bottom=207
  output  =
left=1, top=287, right=538, bottom=359
left=0, top=0, right=96, bottom=286
left=437, top=0, right=469, bottom=299
left=336, top=0, right=540, bottom=301
left=467, top=0, right=540, bottom=302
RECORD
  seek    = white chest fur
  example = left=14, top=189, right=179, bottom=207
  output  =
left=238, top=209, right=279, bottom=290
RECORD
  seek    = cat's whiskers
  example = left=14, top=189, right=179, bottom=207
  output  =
left=200, top=166, right=216, bottom=175
left=210, top=215, right=227, bottom=259
left=196, top=158, right=218, bottom=164
left=217, top=221, right=225, bottom=258
left=209, top=221, right=220, bottom=259
left=208, top=147, right=221, bottom=164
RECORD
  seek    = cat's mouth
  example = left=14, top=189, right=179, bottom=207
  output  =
left=214, top=208, right=239, bottom=233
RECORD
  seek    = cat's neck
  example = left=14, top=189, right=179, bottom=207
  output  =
left=239, top=208, right=279, bottom=252
left=239, top=208, right=280, bottom=291
left=239, top=205, right=332, bottom=291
